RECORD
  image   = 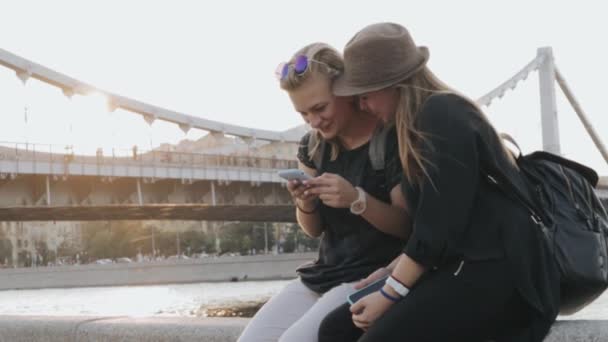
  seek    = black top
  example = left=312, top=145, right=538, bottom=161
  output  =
left=296, top=127, right=406, bottom=294
left=401, top=94, right=559, bottom=340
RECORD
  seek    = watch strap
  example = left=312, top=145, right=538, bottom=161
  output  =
left=385, top=276, right=410, bottom=297
left=349, top=186, right=367, bottom=215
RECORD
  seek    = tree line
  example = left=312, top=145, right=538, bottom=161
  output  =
left=63, top=221, right=319, bottom=264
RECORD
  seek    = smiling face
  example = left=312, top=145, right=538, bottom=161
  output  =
left=357, top=87, right=400, bottom=123
left=288, top=72, right=353, bottom=140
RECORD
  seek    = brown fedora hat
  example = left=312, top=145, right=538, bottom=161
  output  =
left=333, top=22, right=429, bottom=96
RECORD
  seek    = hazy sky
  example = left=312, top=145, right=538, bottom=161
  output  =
left=0, top=0, right=606, bottom=174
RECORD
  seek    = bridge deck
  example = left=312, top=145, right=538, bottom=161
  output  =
left=0, top=204, right=296, bottom=222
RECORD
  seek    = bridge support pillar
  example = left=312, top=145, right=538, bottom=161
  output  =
left=537, top=47, right=561, bottom=155
left=211, top=181, right=217, bottom=205
left=136, top=179, right=143, bottom=205
left=45, top=176, right=51, bottom=205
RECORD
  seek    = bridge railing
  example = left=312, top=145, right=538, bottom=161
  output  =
left=0, top=141, right=298, bottom=172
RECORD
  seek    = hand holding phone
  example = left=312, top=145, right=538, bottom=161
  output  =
left=347, top=275, right=389, bottom=305
left=278, top=169, right=312, bottom=182
left=280, top=169, right=317, bottom=203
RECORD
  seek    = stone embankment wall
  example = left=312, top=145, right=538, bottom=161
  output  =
left=0, top=252, right=316, bottom=290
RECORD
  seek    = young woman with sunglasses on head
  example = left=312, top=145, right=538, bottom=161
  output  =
left=237, top=43, right=411, bottom=342
left=317, top=23, right=560, bottom=342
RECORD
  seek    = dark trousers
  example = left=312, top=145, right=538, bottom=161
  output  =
left=318, top=259, right=537, bottom=342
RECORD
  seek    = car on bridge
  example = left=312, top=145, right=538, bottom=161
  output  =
left=116, top=257, right=133, bottom=263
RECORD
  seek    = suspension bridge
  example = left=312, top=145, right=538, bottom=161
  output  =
left=0, top=47, right=606, bottom=223
left=0, top=46, right=607, bottom=342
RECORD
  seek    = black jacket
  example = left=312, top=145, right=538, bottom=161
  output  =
left=401, top=94, right=560, bottom=340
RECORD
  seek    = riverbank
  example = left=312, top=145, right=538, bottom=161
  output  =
left=1, top=279, right=605, bottom=320
left=0, top=253, right=316, bottom=290
left=202, top=301, right=266, bottom=317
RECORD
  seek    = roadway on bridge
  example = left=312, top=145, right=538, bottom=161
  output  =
left=0, top=204, right=297, bottom=222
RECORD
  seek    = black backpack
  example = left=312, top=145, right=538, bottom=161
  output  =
left=487, top=135, right=608, bottom=315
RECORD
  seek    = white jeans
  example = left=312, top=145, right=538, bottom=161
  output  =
left=237, top=278, right=356, bottom=342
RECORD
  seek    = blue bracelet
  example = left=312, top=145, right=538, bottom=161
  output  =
left=379, top=287, right=401, bottom=303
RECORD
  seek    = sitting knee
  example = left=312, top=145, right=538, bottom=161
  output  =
left=278, top=329, right=307, bottom=342
left=317, top=316, right=335, bottom=342
left=317, top=307, right=356, bottom=342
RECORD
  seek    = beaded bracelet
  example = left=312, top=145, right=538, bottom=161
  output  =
left=379, top=287, right=401, bottom=303
left=296, top=201, right=319, bottom=215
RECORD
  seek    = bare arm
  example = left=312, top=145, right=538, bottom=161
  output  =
left=385, top=253, right=401, bottom=271
left=292, top=162, right=323, bottom=238
left=359, top=185, right=410, bottom=239
left=305, top=174, right=410, bottom=239
left=353, top=252, right=403, bottom=289
left=350, top=253, right=426, bottom=330
left=385, top=253, right=426, bottom=292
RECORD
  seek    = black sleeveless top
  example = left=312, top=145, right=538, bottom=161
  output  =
left=296, top=127, right=406, bottom=293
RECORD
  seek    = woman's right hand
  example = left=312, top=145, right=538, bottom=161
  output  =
left=354, top=267, right=391, bottom=290
left=287, top=180, right=318, bottom=209
left=351, top=290, right=394, bottom=330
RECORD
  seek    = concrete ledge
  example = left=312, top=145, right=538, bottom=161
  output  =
left=0, top=316, right=605, bottom=341
left=0, top=316, right=247, bottom=342
left=545, top=320, right=608, bottom=342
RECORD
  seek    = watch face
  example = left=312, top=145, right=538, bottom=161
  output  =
left=350, top=187, right=366, bottom=215
left=351, top=201, right=365, bottom=214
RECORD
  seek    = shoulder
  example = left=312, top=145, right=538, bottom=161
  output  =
left=420, top=93, right=479, bottom=119
left=297, top=131, right=318, bottom=168
left=299, top=131, right=312, bottom=148
left=417, top=93, right=482, bottom=133
left=423, top=92, right=470, bottom=108
left=298, top=131, right=312, bottom=156
left=383, top=125, right=399, bottom=154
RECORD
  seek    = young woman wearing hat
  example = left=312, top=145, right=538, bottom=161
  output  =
left=237, top=42, right=411, bottom=342
left=317, top=23, right=560, bottom=342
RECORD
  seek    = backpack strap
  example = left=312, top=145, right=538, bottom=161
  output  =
left=359, top=123, right=392, bottom=190
left=499, top=132, right=522, bottom=159
left=369, top=123, right=391, bottom=171
left=482, top=166, right=546, bottom=228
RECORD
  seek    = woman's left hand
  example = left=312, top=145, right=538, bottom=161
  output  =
left=350, top=290, right=395, bottom=331
left=303, top=173, right=358, bottom=208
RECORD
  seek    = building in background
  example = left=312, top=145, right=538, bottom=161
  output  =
left=0, top=129, right=305, bottom=267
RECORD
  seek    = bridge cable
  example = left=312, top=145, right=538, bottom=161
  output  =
left=476, top=54, right=544, bottom=107
left=554, top=67, right=608, bottom=166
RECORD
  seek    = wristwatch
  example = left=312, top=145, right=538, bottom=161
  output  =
left=385, top=276, right=410, bottom=297
left=349, top=186, right=367, bottom=215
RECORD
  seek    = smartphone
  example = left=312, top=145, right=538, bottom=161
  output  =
left=347, top=275, right=389, bottom=305
left=278, top=169, right=312, bottom=182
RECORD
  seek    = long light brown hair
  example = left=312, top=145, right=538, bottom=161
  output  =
left=279, top=43, right=343, bottom=161
left=394, top=66, right=511, bottom=187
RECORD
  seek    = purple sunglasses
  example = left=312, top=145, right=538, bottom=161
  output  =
left=275, top=55, right=331, bottom=80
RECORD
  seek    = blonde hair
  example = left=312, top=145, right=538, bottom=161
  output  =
left=394, top=67, right=512, bottom=187
left=279, top=43, right=344, bottom=161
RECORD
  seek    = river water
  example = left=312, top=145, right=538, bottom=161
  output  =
left=0, top=280, right=290, bottom=317
left=0, top=280, right=605, bottom=320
